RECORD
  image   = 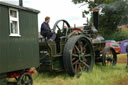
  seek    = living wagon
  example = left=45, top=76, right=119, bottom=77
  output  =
left=0, top=1, right=39, bottom=85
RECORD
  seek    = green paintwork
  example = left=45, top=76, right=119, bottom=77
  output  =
left=48, top=42, right=56, bottom=56
left=0, top=3, right=39, bottom=74
left=39, top=41, right=65, bottom=72
left=52, top=57, right=64, bottom=71
left=0, top=78, right=7, bottom=85
left=0, top=74, right=7, bottom=85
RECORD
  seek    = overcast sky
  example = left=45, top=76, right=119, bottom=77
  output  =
left=0, top=0, right=90, bottom=31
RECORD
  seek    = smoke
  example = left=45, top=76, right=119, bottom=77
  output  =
left=95, top=0, right=128, bottom=26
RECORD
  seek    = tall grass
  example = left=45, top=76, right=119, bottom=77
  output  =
left=33, top=64, right=128, bottom=85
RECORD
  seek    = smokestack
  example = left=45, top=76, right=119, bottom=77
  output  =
left=92, top=8, right=99, bottom=30
left=19, top=0, right=23, bottom=6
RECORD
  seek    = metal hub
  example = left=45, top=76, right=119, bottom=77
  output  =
left=78, top=52, right=85, bottom=62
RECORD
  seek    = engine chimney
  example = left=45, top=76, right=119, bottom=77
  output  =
left=19, top=0, right=23, bottom=6
left=92, top=8, right=99, bottom=30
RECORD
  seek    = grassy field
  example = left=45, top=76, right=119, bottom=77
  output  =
left=33, top=64, right=128, bottom=85
left=33, top=54, right=128, bottom=85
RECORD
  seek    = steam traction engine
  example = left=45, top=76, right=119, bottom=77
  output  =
left=39, top=9, right=117, bottom=76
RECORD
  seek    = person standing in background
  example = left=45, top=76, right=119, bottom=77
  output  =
left=126, top=45, right=128, bottom=68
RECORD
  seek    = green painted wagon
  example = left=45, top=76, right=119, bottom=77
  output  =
left=38, top=9, right=117, bottom=76
left=0, top=1, right=39, bottom=85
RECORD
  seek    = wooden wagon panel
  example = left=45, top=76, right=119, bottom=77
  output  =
left=0, top=2, right=40, bottom=74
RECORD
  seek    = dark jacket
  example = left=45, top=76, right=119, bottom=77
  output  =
left=41, top=22, right=53, bottom=39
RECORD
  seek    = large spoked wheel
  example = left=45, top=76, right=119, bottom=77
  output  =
left=17, top=72, right=33, bottom=85
left=52, top=19, right=71, bottom=37
left=102, top=47, right=117, bottom=66
left=63, top=35, right=95, bottom=76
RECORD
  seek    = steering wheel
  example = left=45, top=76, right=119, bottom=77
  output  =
left=52, top=19, right=71, bottom=37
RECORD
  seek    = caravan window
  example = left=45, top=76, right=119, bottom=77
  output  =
left=9, top=8, right=21, bottom=37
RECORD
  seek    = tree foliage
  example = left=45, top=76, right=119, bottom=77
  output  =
left=105, top=31, right=128, bottom=41
left=72, top=0, right=116, bottom=10
left=72, top=0, right=128, bottom=40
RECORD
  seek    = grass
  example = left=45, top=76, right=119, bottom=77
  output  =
left=33, top=64, right=128, bottom=85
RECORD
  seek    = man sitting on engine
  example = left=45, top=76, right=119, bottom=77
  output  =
left=41, top=16, right=56, bottom=41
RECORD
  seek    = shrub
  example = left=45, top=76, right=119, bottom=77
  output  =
left=103, top=31, right=128, bottom=41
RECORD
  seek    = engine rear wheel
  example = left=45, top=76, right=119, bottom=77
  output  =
left=63, top=35, right=95, bottom=76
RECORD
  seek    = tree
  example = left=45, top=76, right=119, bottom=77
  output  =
left=72, top=0, right=128, bottom=40
left=72, top=0, right=116, bottom=11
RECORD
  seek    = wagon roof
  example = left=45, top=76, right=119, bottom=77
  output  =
left=0, top=1, right=40, bottom=13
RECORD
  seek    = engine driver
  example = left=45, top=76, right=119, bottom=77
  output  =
left=40, top=16, right=56, bottom=41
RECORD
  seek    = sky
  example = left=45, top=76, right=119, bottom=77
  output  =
left=0, top=0, right=90, bottom=31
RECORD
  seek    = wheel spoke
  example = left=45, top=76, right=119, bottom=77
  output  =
left=25, top=76, right=27, bottom=81
left=21, top=76, right=25, bottom=84
left=83, top=48, right=86, bottom=54
left=79, top=64, right=83, bottom=71
left=83, top=44, right=87, bottom=52
left=80, top=45, right=83, bottom=52
left=82, top=61, right=89, bottom=68
left=83, top=44, right=88, bottom=55
left=84, top=54, right=91, bottom=57
left=73, top=47, right=77, bottom=54
left=73, top=60, right=79, bottom=65
left=78, top=41, right=83, bottom=52
left=80, top=42, right=83, bottom=52
left=72, top=53, right=79, bottom=57
left=63, top=22, right=65, bottom=28
left=82, top=47, right=85, bottom=53
left=57, top=25, right=61, bottom=30
left=72, top=57, right=76, bottom=61
left=75, top=45, right=80, bottom=52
